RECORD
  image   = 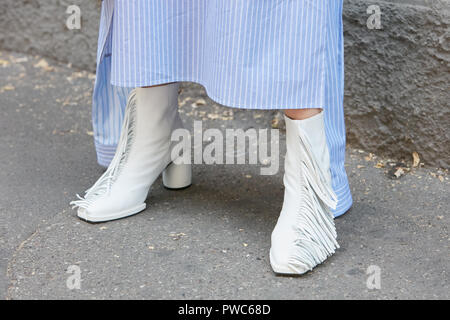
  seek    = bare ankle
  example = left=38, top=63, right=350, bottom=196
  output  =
left=284, top=108, right=322, bottom=120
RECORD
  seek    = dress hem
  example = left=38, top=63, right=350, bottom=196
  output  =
left=110, top=78, right=327, bottom=111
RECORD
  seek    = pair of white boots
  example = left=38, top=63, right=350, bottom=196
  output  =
left=71, top=84, right=339, bottom=275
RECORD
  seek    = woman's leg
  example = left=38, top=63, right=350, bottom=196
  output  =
left=142, top=83, right=174, bottom=88
left=284, top=108, right=322, bottom=120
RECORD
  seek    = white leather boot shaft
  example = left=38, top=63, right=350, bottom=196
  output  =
left=70, top=83, right=191, bottom=222
left=270, top=112, right=339, bottom=274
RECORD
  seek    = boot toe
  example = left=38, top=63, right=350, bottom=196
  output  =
left=270, top=228, right=310, bottom=275
left=269, top=245, right=310, bottom=275
left=76, top=206, right=106, bottom=223
left=76, top=200, right=146, bottom=223
left=76, top=207, right=89, bottom=221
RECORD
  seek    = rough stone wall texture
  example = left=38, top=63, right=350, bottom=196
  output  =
left=343, top=0, right=449, bottom=168
left=0, top=0, right=449, bottom=168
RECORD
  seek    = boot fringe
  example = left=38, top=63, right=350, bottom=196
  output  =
left=70, top=89, right=138, bottom=210
left=288, top=126, right=340, bottom=271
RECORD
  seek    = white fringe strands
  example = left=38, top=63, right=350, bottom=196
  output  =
left=70, top=89, right=138, bottom=210
left=288, top=125, right=340, bottom=273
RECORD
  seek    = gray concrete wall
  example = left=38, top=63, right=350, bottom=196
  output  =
left=343, top=0, right=449, bottom=169
left=0, top=0, right=449, bottom=168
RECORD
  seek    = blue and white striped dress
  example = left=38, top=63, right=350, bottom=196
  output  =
left=92, top=0, right=352, bottom=216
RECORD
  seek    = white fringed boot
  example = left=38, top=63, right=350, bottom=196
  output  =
left=70, top=83, right=191, bottom=222
left=270, top=112, right=339, bottom=274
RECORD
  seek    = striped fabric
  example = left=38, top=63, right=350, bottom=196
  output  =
left=92, top=0, right=352, bottom=216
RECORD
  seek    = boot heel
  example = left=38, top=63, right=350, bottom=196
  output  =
left=162, top=161, right=192, bottom=190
